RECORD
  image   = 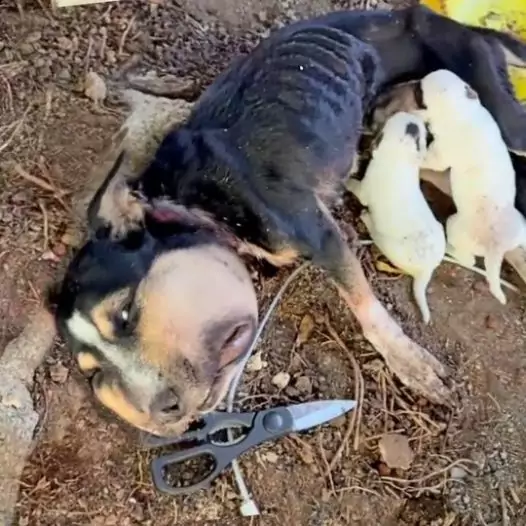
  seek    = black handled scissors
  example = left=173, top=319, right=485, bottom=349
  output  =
left=142, top=399, right=356, bottom=496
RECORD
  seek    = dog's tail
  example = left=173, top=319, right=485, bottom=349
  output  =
left=472, top=26, right=526, bottom=68
left=314, top=5, right=526, bottom=81
left=412, top=268, right=434, bottom=324
left=484, top=252, right=507, bottom=305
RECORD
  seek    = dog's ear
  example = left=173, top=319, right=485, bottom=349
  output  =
left=87, top=150, right=146, bottom=242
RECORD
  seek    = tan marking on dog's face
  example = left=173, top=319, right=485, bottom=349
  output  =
left=77, top=351, right=101, bottom=374
left=92, top=375, right=153, bottom=431
left=69, top=243, right=258, bottom=437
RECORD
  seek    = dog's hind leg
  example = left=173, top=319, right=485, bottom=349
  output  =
left=308, top=207, right=450, bottom=405
left=445, top=213, right=477, bottom=267
left=412, top=268, right=434, bottom=324
left=484, top=251, right=507, bottom=304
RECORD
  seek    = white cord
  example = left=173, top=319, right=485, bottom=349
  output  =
left=226, top=263, right=309, bottom=517
left=225, top=238, right=520, bottom=516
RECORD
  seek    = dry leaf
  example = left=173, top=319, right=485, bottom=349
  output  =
left=295, top=314, right=315, bottom=346
left=374, top=259, right=405, bottom=275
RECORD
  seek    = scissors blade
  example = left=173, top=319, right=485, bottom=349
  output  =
left=288, top=400, right=356, bottom=432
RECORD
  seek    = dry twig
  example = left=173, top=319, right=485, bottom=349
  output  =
left=324, top=318, right=365, bottom=470
left=118, top=15, right=136, bottom=56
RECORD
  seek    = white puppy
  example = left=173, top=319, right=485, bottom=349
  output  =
left=347, top=112, right=446, bottom=324
left=418, top=69, right=526, bottom=305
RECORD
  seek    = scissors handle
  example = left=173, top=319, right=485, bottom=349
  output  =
left=151, top=407, right=294, bottom=495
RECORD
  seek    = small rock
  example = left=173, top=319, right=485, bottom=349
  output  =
left=295, top=376, right=312, bottom=394
left=378, top=433, right=414, bottom=470
left=271, top=371, right=291, bottom=390
left=84, top=71, right=107, bottom=104
left=56, top=36, right=73, bottom=50
left=264, top=451, right=279, bottom=463
left=49, top=362, right=69, bottom=384
left=26, top=31, right=42, bottom=44
left=246, top=352, right=265, bottom=373
left=285, top=386, right=299, bottom=397
left=58, top=68, right=71, bottom=81
left=105, top=49, right=117, bottom=64
left=450, top=466, right=468, bottom=480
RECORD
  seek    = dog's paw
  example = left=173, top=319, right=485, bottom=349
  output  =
left=363, top=309, right=450, bottom=405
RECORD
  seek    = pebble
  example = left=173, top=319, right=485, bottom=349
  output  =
left=295, top=375, right=312, bottom=394
left=271, top=371, right=291, bottom=390
left=58, top=68, right=72, bottom=81
left=246, top=352, right=266, bottom=373
left=450, top=466, right=468, bottom=480
left=56, top=36, right=73, bottom=50
left=25, top=31, right=42, bottom=44
left=378, top=433, right=414, bottom=470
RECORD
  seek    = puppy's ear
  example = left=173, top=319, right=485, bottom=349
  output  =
left=87, top=150, right=146, bottom=242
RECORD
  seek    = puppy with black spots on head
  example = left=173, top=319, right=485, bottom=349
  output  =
left=348, top=112, right=446, bottom=324
left=416, top=69, right=526, bottom=304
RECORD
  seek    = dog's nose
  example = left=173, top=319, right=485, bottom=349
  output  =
left=150, top=388, right=180, bottom=416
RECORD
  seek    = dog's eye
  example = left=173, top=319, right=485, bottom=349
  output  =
left=114, top=306, right=133, bottom=334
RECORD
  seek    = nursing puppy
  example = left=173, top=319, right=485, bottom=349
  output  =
left=49, top=7, right=526, bottom=437
left=419, top=69, right=526, bottom=304
left=348, top=113, right=445, bottom=324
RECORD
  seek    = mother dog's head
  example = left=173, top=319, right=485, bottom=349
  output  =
left=49, top=151, right=258, bottom=438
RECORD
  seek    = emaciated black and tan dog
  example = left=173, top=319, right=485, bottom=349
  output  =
left=49, top=6, right=526, bottom=437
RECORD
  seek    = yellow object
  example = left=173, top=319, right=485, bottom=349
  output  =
left=421, top=0, right=526, bottom=102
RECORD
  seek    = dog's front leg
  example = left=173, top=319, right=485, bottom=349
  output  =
left=311, top=210, right=450, bottom=404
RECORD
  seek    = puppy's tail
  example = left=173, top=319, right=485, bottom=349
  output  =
left=485, top=252, right=507, bottom=305
left=412, top=268, right=434, bottom=324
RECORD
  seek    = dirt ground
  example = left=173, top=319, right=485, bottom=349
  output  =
left=1, top=0, right=526, bottom=525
